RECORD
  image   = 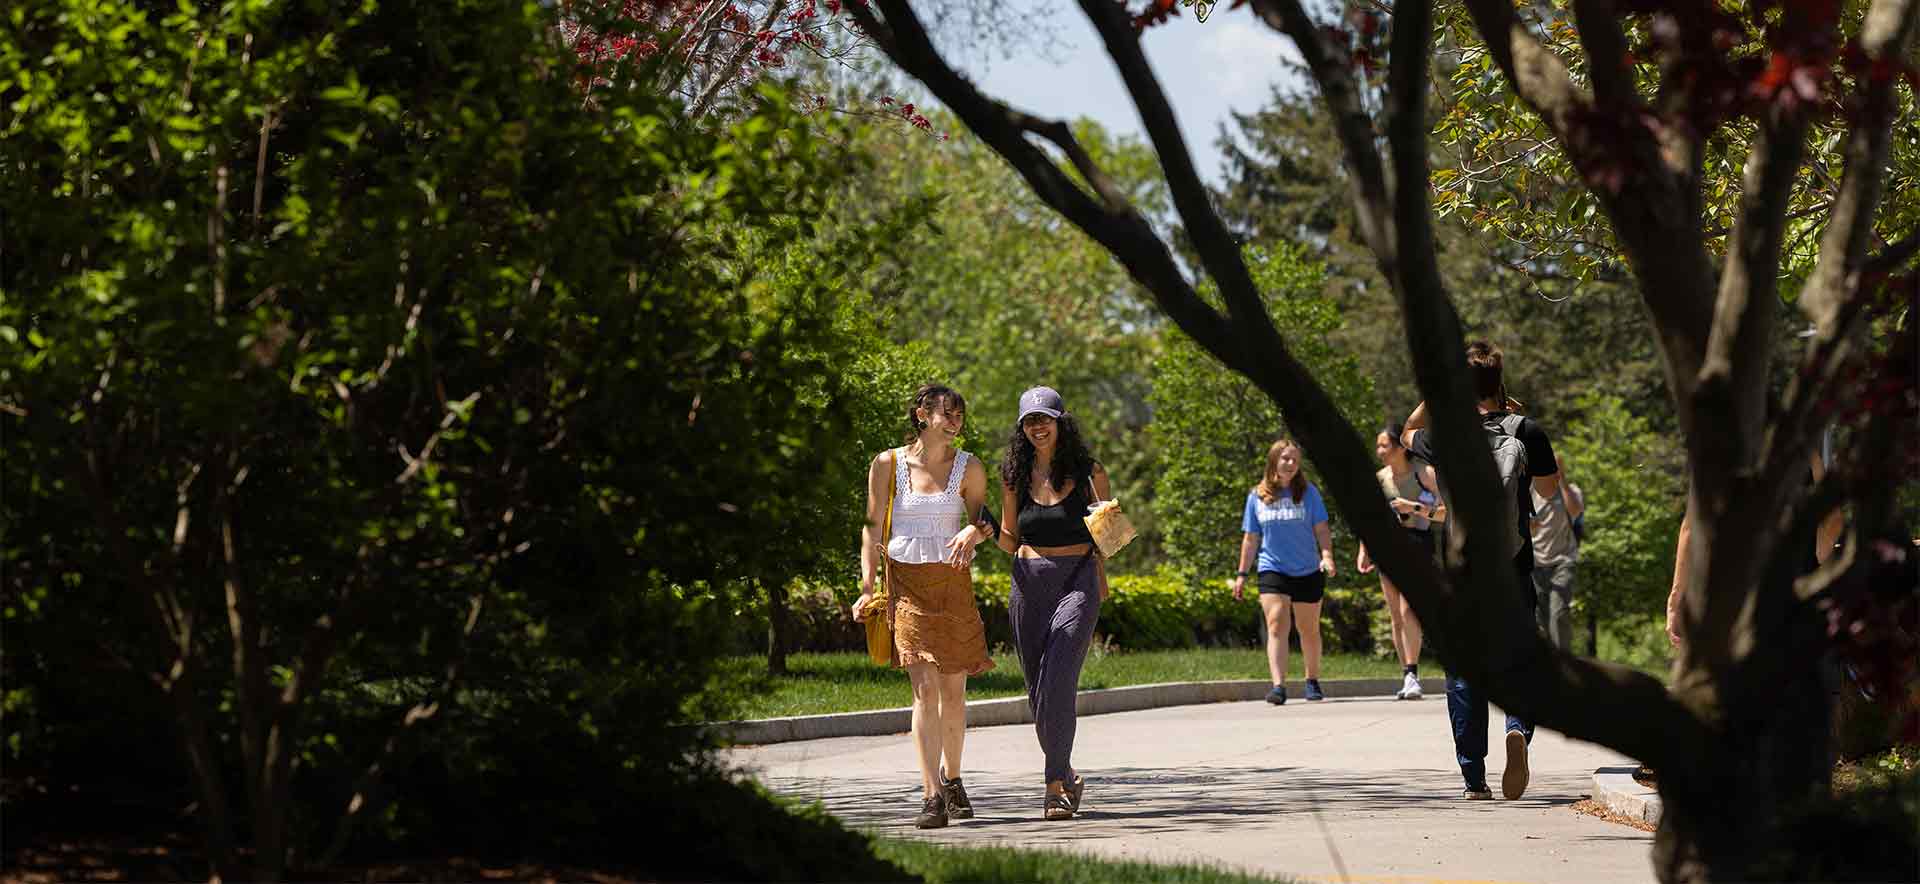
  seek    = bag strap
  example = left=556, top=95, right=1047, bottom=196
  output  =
left=883, top=448, right=898, bottom=547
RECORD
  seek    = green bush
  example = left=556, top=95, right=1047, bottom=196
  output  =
left=746, top=568, right=1388, bottom=656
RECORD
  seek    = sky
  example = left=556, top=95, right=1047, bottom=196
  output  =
left=940, top=9, right=1306, bottom=186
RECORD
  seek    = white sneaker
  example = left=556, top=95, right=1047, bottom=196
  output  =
left=1398, top=672, right=1423, bottom=700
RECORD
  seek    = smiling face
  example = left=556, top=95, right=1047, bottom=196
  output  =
left=1020, top=413, right=1057, bottom=452
left=917, top=396, right=965, bottom=442
left=1273, top=444, right=1301, bottom=483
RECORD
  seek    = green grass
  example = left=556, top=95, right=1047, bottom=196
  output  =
left=715, top=647, right=1410, bottom=719
left=875, top=838, right=1292, bottom=884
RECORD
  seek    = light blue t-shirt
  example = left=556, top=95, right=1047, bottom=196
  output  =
left=1242, top=486, right=1329, bottom=577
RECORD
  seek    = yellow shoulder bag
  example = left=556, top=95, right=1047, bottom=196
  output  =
left=862, top=449, right=898, bottom=666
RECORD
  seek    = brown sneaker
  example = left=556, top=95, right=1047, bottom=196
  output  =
left=1501, top=729, right=1530, bottom=799
left=916, top=790, right=949, bottom=829
left=940, top=775, right=973, bottom=819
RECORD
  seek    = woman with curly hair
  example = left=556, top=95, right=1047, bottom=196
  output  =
left=994, top=386, right=1111, bottom=821
left=850, top=383, right=996, bottom=829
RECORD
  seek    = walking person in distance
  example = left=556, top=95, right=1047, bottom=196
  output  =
left=1229, top=439, right=1336, bottom=705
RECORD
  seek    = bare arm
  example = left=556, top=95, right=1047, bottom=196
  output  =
left=1564, top=482, right=1585, bottom=521
left=1532, top=470, right=1563, bottom=502
left=1666, top=512, right=1692, bottom=647
left=997, top=484, right=1020, bottom=554
left=1231, top=531, right=1259, bottom=599
left=1810, top=450, right=1844, bottom=564
left=1402, top=401, right=1428, bottom=449
left=1314, top=520, right=1336, bottom=577
left=853, top=451, right=893, bottom=621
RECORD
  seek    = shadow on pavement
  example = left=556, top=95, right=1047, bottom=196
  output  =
left=764, top=763, right=1588, bottom=837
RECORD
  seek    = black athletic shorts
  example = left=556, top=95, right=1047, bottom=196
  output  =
left=1257, top=570, right=1326, bottom=604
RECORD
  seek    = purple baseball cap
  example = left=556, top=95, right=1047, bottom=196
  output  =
left=1017, top=386, right=1065, bottom=421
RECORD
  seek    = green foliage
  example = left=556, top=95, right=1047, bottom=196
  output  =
left=839, top=113, right=1170, bottom=569
left=1148, top=243, right=1379, bottom=584
left=0, top=0, right=909, bottom=871
left=1430, top=3, right=1920, bottom=293
left=1553, top=393, right=1686, bottom=645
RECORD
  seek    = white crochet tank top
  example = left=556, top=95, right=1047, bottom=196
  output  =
left=886, top=448, right=971, bottom=564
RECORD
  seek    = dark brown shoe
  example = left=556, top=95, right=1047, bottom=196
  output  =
left=1064, top=775, right=1085, bottom=812
left=940, top=776, right=973, bottom=819
left=916, top=791, right=949, bottom=829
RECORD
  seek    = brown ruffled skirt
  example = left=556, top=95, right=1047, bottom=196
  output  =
left=887, top=559, right=995, bottom=675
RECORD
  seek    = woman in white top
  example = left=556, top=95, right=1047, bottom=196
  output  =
left=850, top=383, right=995, bottom=830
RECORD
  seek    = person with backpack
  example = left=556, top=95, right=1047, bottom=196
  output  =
left=1400, top=341, right=1562, bottom=801
left=995, top=386, right=1113, bottom=821
left=1229, top=438, right=1338, bottom=705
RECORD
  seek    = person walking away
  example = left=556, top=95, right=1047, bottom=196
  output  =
left=994, top=386, right=1114, bottom=821
left=1402, top=341, right=1561, bottom=800
left=1530, top=454, right=1584, bottom=652
left=1229, top=439, right=1337, bottom=705
left=850, top=384, right=996, bottom=829
left=1357, top=424, right=1441, bottom=699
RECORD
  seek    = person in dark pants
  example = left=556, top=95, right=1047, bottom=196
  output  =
left=1403, top=341, right=1563, bottom=800
left=995, top=386, right=1112, bottom=821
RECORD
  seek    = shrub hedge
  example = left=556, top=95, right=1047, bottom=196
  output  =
left=731, top=568, right=1393, bottom=657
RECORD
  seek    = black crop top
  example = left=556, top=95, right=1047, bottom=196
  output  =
left=1017, top=473, right=1096, bottom=547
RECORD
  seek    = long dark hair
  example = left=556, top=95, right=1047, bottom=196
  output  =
left=903, top=383, right=966, bottom=444
left=1001, top=413, right=1096, bottom=505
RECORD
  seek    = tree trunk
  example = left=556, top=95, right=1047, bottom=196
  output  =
left=767, top=579, right=790, bottom=676
left=1654, top=605, right=1833, bottom=883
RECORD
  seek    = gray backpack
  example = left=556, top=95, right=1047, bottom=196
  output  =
left=1438, top=413, right=1533, bottom=563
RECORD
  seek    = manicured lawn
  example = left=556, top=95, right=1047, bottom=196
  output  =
left=875, top=838, right=1293, bottom=884
left=714, top=647, right=1410, bottom=719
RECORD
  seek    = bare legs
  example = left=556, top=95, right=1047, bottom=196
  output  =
left=1259, top=594, right=1292, bottom=685
left=1380, top=575, right=1423, bottom=668
left=906, top=663, right=968, bottom=796
left=1293, top=600, right=1323, bottom=680
left=1258, top=593, right=1325, bottom=683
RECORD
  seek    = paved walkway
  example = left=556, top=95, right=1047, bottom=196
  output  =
left=725, top=695, right=1656, bottom=884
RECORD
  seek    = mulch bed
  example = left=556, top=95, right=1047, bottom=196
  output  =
left=1571, top=797, right=1657, bottom=833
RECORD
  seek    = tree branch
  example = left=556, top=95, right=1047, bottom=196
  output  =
left=1800, top=0, right=1920, bottom=330
left=1572, top=0, right=1635, bottom=109
left=1248, top=0, right=1396, bottom=272
left=845, top=0, right=1235, bottom=357
left=1461, top=0, right=1717, bottom=442
left=1764, top=0, right=1919, bottom=494
left=1695, top=103, right=1812, bottom=503
left=687, top=0, right=787, bottom=118
left=1865, top=226, right=1920, bottom=275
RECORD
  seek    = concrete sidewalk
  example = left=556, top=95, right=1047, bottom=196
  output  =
left=726, top=695, right=1655, bottom=884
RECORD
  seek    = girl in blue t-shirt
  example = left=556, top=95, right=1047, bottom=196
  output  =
left=1228, top=439, right=1335, bottom=705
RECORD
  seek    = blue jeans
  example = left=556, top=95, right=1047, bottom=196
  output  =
left=1446, top=671, right=1532, bottom=789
